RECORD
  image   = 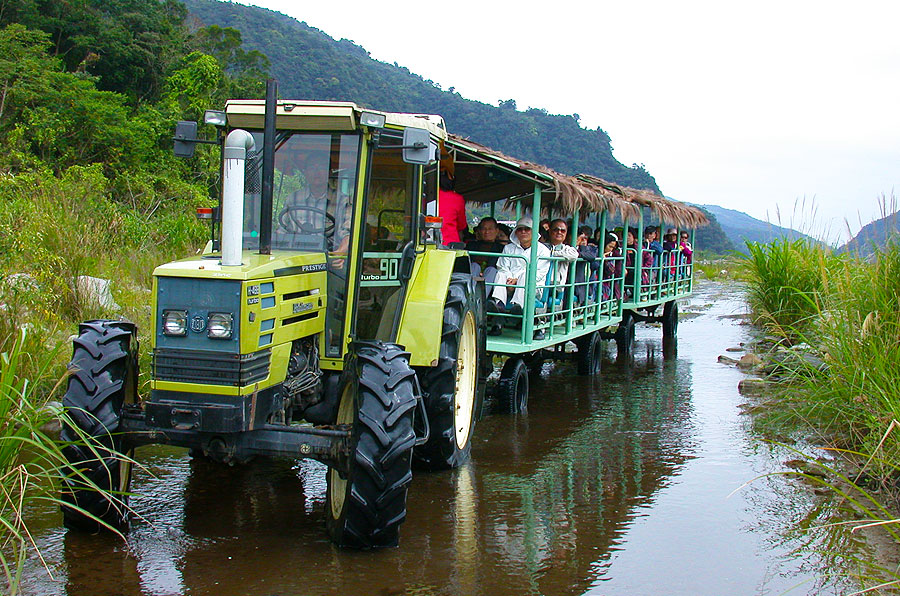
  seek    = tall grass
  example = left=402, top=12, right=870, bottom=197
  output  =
left=745, top=238, right=900, bottom=471
left=0, top=328, right=68, bottom=594
left=0, top=164, right=209, bottom=391
left=742, top=238, right=833, bottom=342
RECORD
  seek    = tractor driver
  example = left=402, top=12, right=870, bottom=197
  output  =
left=275, top=147, right=352, bottom=256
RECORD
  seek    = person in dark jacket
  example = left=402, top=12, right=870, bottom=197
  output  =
left=574, top=226, right=599, bottom=304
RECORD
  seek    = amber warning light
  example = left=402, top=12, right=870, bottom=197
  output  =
left=196, top=207, right=214, bottom=220
left=424, top=216, right=443, bottom=229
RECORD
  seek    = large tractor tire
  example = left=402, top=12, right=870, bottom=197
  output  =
left=575, top=331, right=602, bottom=376
left=662, top=300, right=679, bottom=338
left=615, top=310, right=636, bottom=356
left=60, top=320, right=138, bottom=532
left=326, top=341, right=417, bottom=548
left=497, top=357, right=529, bottom=414
left=414, top=273, right=484, bottom=471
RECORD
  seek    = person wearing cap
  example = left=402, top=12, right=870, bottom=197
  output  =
left=487, top=216, right=550, bottom=335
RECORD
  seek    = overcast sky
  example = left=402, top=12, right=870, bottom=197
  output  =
left=235, top=0, right=899, bottom=242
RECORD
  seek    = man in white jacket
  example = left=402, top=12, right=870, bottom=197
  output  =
left=488, top=216, right=551, bottom=334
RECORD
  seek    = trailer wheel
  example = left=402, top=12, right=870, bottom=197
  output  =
left=326, top=341, right=417, bottom=548
left=615, top=311, right=635, bottom=355
left=498, top=357, right=529, bottom=414
left=414, top=274, right=483, bottom=470
left=61, top=320, right=138, bottom=532
left=576, top=331, right=602, bottom=375
left=662, top=300, right=679, bottom=338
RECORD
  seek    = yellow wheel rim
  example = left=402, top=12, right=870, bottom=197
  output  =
left=454, top=311, right=477, bottom=450
left=329, top=383, right=355, bottom=519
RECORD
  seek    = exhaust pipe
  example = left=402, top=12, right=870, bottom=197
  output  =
left=221, top=129, right=255, bottom=266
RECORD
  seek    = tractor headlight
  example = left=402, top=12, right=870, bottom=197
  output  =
left=162, top=310, right=188, bottom=337
left=207, top=312, right=234, bottom=339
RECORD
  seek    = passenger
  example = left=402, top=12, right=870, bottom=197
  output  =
left=602, top=233, right=622, bottom=300
left=679, top=230, right=693, bottom=278
left=574, top=225, right=599, bottom=304
left=466, top=217, right=505, bottom=286
left=438, top=171, right=468, bottom=246
left=546, top=218, right=579, bottom=292
left=538, top=218, right=551, bottom=244
left=662, top=227, right=679, bottom=280
left=496, top=223, right=512, bottom=245
left=643, top=225, right=663, bottom=285
left=623, top=227, right=638, bottom=298
left=487, top=216, right=551, bottom=336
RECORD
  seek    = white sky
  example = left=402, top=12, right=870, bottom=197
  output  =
left=236, top=0, right=900, bottom=241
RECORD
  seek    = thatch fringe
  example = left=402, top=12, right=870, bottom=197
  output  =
left=446, top=134, right=707, bottom=228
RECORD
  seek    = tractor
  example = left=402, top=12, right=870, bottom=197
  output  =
left=59, top=81, right=487, bottom=548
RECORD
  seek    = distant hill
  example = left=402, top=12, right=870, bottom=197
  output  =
left=692, top=207, right=735, bottom=254
left=691, top=204, right=818, bottom=254
left=182, top=0, right=661, bottom=193
left=839, top=211, right=899, bottom=256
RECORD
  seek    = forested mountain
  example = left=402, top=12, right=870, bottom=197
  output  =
left=693, top=204, right=818, bottom=254
left=692, top=208, right=734, bottom=254
left=839, top=211, right=899, bottom=256
left=181, top=0, right=660, bottom=193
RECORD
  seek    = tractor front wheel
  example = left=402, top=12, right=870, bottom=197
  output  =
left=326, top=341, right=417, bottom=548
left=60, top=320, right=138, bottom=532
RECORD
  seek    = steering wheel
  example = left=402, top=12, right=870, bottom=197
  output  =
left=278, top=204, right=336, bottom=236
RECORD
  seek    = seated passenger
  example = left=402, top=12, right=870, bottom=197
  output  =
left=574, top=226, right=599, bottom=304
left=466, top=216, right=505, bottom=285
left=602, top=233, right=622, bottom=300
left=487, top=216, right=550, bottom=336
left=643, top=226, right=663, bottom=285
left=546, top=218, right=579, bottom=294
left=497, top=223, right=512, bottom=245
left=624, top=227, right=638, bottom=298
left=662, top=227, right=678, bottom=279
left=679, top=230, right=693, bottom=279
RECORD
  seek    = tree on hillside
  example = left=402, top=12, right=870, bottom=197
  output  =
left=1, top=0, right=189, bottom=102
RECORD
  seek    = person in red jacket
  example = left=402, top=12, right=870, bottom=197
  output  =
left=439, top=171, right=467, bottom=245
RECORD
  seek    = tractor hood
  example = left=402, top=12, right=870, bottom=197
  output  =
left=153, top=251, right=328, bottom=281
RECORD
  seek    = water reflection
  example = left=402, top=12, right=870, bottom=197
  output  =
left=20, top=284, right=862, bottom=595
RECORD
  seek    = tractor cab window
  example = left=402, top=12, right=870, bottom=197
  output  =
left=355, top=132, right=420, bottom=341
left=242, top=132, right=360, bottom=254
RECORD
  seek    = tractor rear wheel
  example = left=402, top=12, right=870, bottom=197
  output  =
left=414, top=274, right=483, bottom=470
left=498, top=357, right=529, bottom=414
left=576, top=331, right=602, bottom=375
left=60, top=320, right=137, bottom=532
left=326, top=341, right=417, bottom=548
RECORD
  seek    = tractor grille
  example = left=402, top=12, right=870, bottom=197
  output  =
left=153, top=348, right=271, bottom=386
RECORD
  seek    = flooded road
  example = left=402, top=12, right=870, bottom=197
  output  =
left=22, top=282, right=871, bottom=595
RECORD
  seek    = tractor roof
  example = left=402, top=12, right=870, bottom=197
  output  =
left=224, top=100, right=447, bottom=140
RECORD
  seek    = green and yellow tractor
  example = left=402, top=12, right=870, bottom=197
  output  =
left=59, top=81, right=487, bottom=548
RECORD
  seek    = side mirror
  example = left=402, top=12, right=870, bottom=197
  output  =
left=173, top=120, right=198, bottom=158
left=401, top=127, right=437, bottom=165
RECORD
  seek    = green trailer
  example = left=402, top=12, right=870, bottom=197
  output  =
left=441, top=136, right=707, bottom=411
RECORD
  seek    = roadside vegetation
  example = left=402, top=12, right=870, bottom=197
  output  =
left=0, top=2, right=271, bottom=585
left=742, top=235, right=900, bottom=589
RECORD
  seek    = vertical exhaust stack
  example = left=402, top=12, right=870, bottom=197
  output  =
left=259, top=78, right=277, bottom=255
left=221, top=129, right=255, bottom=266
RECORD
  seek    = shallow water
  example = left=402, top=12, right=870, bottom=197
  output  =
left=20, top=282, right=871, bottom=595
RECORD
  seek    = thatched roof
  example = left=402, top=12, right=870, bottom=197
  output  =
left=445, top=135, right=707, bottom=229
left=446, top=135, right=639, bottom=220
left=577, top=174, right=709, bottom=229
